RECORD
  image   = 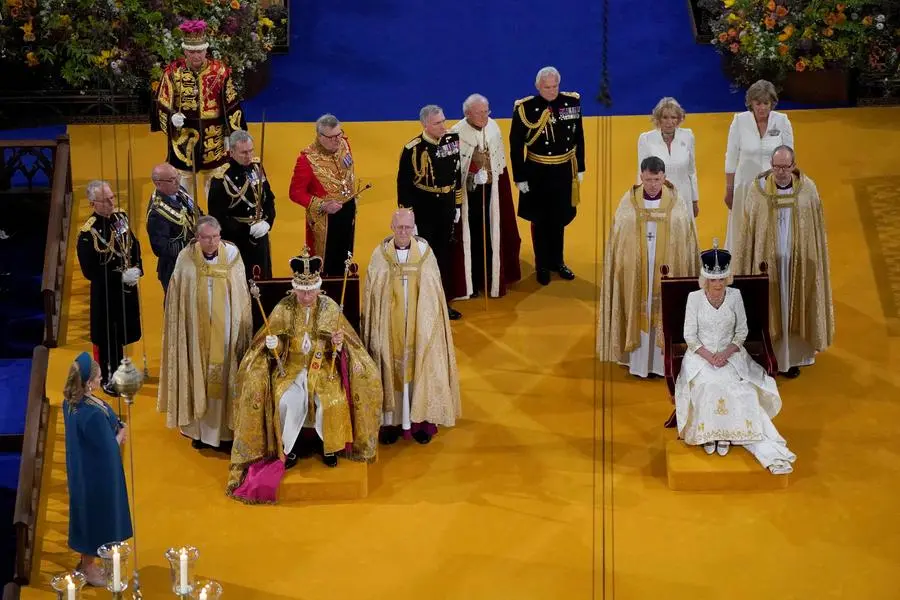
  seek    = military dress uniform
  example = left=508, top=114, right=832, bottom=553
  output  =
left=145, top=186, right=200, bottom=293
left=509, top=91, right=585, bottom=283
left=397, top=132, right=463, bottom=308
left=208, top=158, right=276, bottom=281
left=151, top=58, right=247, bottom=194
left=76, top=211, right=143, bottom=385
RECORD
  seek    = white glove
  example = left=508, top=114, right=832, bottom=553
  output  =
left=122, top=267, right=140, bottom=286
left=454, top=208, right=461, bottom=224
left=517, top=181, right=530, bottom=194
left=249, top=221, right=270, bottom=239
left=171, top=112, right=185, bottom=128
left=473, top=169, right=488, bottom=185
left=265, top=335, right=278, bottom=350
left=577, top=172, right=584, bottom=184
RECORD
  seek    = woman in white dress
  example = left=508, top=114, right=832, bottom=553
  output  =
left=674, top=240, right=795, bottom=474
left=723, top=79, right=794, bottom=249
left=637, top=97, right=699, bottom=220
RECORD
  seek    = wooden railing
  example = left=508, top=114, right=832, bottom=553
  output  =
left=40, top=135, right=73, bottom=348
left=11, top=345, right=50, bottom=591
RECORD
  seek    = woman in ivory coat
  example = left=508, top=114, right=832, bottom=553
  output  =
left=674, top=241, right=795, bottom=475
left=723, top=79, right=794, bottom=249
left=637, top=97, right=699, bottom=219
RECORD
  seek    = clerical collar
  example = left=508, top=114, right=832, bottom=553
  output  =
left=643, top=189, right=662, bottom=200
left=775, top=181, right=793, bottom=190
left=422, top=132, right=440, bottom=145
left=394, top=243, right=410, bottom=250
left=203, top=251, right=218, bottom=260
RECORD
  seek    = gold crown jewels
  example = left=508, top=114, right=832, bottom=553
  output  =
left=700, top=238, right=732, bottom=280
left=290, top=247, right=323, bottom=291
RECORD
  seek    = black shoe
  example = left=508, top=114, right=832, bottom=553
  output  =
left=322, top=453, right=338, bottom=468
left=557, top=265, right=575, bottom=280
left=536, top=269, right=551, bottom=286
left=782, top=367, right=801, bottom=379
left=191, top=439, right=209, bottom=450
left=448, top=307, right=462, bottom=320
left=285, top=453, right=299, bottom=470
left=379, top=428, right=400, bottom=445
left=412, top=430, right=432, bottom=445
left=470, top=289, right=482, bottom=298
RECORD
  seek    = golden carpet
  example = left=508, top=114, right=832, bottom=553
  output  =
left=22, top=107, right=900, bottom=599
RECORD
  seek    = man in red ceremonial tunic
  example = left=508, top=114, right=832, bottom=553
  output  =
left=152, top=20, right=247, bottom=202
left=288, top=114, right=359, bottom=276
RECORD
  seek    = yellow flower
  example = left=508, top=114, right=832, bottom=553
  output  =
left=724, top=0, right=735, bottom=7
left=259, top=17, right=274, bottom=28
left=727, top=12, right=738, bottom=22
left=25, top=51, right=39, bottom=67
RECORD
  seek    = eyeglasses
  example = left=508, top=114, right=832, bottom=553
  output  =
left=319, top=130, right=344, bottom=140
left=155, top=177, right=179, bottom=184
left=772, top=164, right=794, bottom=171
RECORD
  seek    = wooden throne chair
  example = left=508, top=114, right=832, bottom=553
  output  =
left=659, top=262, right=778, bottom=429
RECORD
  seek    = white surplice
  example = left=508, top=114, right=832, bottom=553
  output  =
left=724, top=110, right=794, bottom=249
left=451, top=118, right=506, bottom=298
left=636, top=128, right=699, bottom=217
left=620, top=197, right=665, bottom=378
left=675, top=287, right=796, bottom=472
left=278, top=304, right=324, bottom=455
left=180, top=243, right=238, bottom=446
left=381, top=239, right=429, bottom=430
left=772, top=183, right=816, bottom=370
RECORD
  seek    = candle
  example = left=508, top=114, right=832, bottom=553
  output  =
left=179, top=548, right=188, bottom=592
left=199, top=588, right=208, bottom=600
left=112, top=546, right=121, bottom=592
left=66, top=575, right=75, bottom=600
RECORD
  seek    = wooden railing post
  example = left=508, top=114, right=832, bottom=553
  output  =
left=40, top=135, right=72, bottom=348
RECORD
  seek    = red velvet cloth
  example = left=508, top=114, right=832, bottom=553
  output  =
left=449, top=169, right=522, bottom=298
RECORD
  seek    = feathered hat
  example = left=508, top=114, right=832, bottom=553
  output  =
left=179, top=20, right=209, bottom=51
left=290, top=247, right=323, bottom=291
left=700, top=238, right=731, bottom=280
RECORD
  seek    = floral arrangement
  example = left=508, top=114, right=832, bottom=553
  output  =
left=0, top=0, right=282, bottom=96
left=698, top=0, right=900, bottom=85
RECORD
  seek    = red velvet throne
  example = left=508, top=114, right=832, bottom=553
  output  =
left=660, top=262, right=778, bottom=428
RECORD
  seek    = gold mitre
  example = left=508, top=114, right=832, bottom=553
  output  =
left=290, top=247, right=323, bottom=291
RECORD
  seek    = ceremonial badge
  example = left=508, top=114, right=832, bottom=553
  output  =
left=343, top=154, right=353, bottom=168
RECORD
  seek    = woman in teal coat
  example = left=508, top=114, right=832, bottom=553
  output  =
left=62, top=352, right=132, bottom=586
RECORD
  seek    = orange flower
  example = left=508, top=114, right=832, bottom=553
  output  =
left=862, top=15, right=873, bottom=26
left=728, top=28, right=737, bottom=38
left=823, top=27, right=834, bottom=37
left=729, top=42, right=740, bottom=53
left=778, top=43, right=789, bottom=55
left=835, top=12, right=846, bottom=24
left=230, top=0, right=239, bottom=8
left=764, top=16, right=776, bottom=30
left=795, top=60, right=806, bottom=72
left=766, top=0, right=775, bottom=10
left=775, top=5, right=787, bottom=17
left=836, top=3, right=846, bottom=11
left=778, top=24, right=795, bottom=41
left=825, top=13, right=837, bottom=26
left=25, top=51, right=38, bottom=67
left=718, top=32, right=729, bottom=43
left=151, top=80, right=160, bottom=92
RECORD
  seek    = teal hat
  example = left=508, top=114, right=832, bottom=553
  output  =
left=75, top=352, right=93, bottom=384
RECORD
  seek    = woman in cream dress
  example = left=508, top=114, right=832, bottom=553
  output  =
left=637, top=97, right=699, bottom=220
left=674, top=241, right=795, bottom=474
left=723, top=79, right=794, bottom=249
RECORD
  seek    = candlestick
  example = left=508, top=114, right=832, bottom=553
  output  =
left=180, top=548, right=188, bottom=592
left=164, top=545, right=199, bottom=596
left=98, top=542, right=131, bottom=595
left=192, top=580, right=223, bottom=600
left=50, top=571, right=85, bottom=600
left=66, top=575, right=75, bottom=600
left=113, top=546, right=122, bottom=591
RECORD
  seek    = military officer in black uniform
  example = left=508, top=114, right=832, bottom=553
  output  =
left=397, top=104, right=464, bottom=320
left=146, top=162, right=201, bottom=294
left=76, top=180, right=143, bottom=393
left=510, top=66, right=585, bottom=286
left=208, top=130, right=276, bottom=282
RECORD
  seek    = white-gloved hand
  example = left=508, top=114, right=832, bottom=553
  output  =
left=171, top=112, right=185, bottom=128
left=516, top=181, right=530, bottom=194
left=122, top=267, right=140, bottom=286
left=473, top=169, right=488, bottom=185
left=249, top=221, right=270, bottom=239
left=577, top=172, right=584, bottom=184
left=265, top=335, right=278, bottom=350
left=454, top=208, right=461, bottom=224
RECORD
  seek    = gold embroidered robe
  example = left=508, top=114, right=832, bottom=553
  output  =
left=152, top=58, right=246, bottom=172
left=157, top=242, right=253, bottom=432
left=227, top=294, right=383, bottom=495
left=361, top=236, right=461, bottom=426
left=733, top=170, right=834, bottom=350
left=598, top=182, right=699, bottom=360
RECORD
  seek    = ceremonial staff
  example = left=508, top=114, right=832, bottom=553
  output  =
left=480, top=131, right=490, bottom=311
left=248, top=279, right=286, bottom=377
left=126, top=126, right=150, bottom=378
left=329, top=252, right=354, bottom=379
left=255, top=110, right=267, bottom=223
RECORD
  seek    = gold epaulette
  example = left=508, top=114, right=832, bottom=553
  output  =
left=514, top=95, right=534, bottom=106
left=80, top=216, right=96, bottom=233
left=405, top=136, right=421, bottom=150
left=210, top=163, right=230, bottom=179
left=251, top=157, right=261, bottom=164
left=561, top=91, right=580, bottom=100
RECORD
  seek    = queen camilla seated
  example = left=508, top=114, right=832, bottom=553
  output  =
left=674, top=240, right=796, bottom=475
